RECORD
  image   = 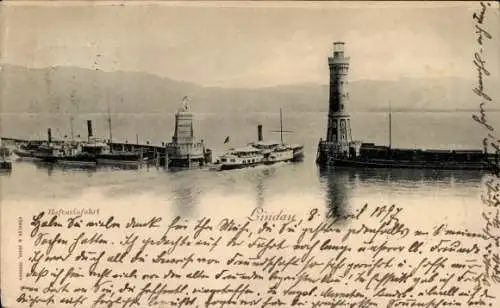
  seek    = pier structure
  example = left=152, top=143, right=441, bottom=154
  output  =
left=165, top=97, right=208, bottom=168
left=317, top=42, right=360, bottom=165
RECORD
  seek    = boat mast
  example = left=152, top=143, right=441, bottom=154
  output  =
left=69, top=74, right=76, bottom=143
left=280, top=108, right=283, bottom=145
left=107, top=102, right=113, bottom=144
left=70, top=116, right=75, bottom=142
left=389, top=101, right=392, bottom=149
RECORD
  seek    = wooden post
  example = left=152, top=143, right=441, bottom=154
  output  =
left=165, top=150, right=169, bottom=171
left=153, top=148, right=157, bottom=168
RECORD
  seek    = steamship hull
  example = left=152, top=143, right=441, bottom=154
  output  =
left=13, top=149, right=37, bottom=159
left=218, top=161, right=262, bottom=171
left=36, top=154, right=97, bottom=166
left=58, top=157, right=97, bottom=166
left=33, top=152, right=59, bottom=163
left=291, top=145, right=305, bottom=161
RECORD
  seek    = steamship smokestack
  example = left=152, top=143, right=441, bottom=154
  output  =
left=257, top=124, right=263, bottom=141
left=87, top=120, right=93, bottom=141
left=47, top=128, right=52, bottom=144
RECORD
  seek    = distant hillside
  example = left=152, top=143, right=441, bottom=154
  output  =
left=0, top=64, right=497, bottom=114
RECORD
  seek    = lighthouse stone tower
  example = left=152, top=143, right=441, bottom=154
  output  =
left=327, top=41, right=352, bottom=153
left=317, top=42, right=354, bottom=165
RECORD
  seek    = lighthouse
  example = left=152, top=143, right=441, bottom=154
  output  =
left=327, top=42, right=352, bottom=153
left=317, top=42, right=355, bottom=165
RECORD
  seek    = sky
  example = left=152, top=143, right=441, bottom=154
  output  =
left=0, top=1, right=499, bottom=88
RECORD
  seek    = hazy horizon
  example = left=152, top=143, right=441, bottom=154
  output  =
left=1, top=1, right=498, bottom=88
left=0, top=63, right=482, bottom=90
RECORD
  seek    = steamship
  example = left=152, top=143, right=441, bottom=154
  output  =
left=213, top=109, right=304, bottom=171
left=216, top=147, right=265, bottom=171
left=31, top=120, right=143, bottom=166
left=84, top=138, right=144, bottom=166
left=316, top=42, right=497, bottom=171
left=249, top=109, right=304, bottom=163
left=31, top=139, right=97, bottom=166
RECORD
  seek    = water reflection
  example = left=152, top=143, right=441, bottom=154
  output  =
left=169, top=170, right=205, bottom=218
left=318, top=166, right=351, bottom=219
left=319, top=166, right=484, bottom=220
left=33, top=161, right=97, bottom=176
left=352, top=167, right=483, bottom=185
left=255, top=168, right=275, bottom=208
left=33, top=161, right=144, bottom=175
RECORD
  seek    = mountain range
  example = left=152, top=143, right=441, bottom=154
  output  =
left=1, top=64, right=497, bottom=114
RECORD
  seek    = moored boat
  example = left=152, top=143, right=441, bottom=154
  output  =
left=0, top=145, right=13, bottom=171
left=81, top=139, right=144, bottom=166
left=13, top=141, right=44, bottom=160
left=32, top=143, right=63, bottom=162
left=58, top=144, right=97, bottom=166
left=32, top=142, right=96, bottom=166
left=97, top=151, right=145, bottom=166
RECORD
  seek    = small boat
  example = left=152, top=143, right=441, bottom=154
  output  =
left=32, top=142, right=96, bottom=166
left=213, top=147, right=265, bottom=171
left=32, top=143, right=63, bottom=162
left=57, top=145, right=97, bottom=166
left=13, top=142, right=43, bottom=160
left=0, top=144, right=13, bottom=171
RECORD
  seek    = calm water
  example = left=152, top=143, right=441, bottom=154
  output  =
left=0, top=111, right=496, bottom=222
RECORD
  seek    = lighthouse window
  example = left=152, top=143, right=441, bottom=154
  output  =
left=341, top=104, right=344, bottom=110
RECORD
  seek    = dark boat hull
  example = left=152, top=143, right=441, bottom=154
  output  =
left=97, top=153, right=142, bottom=166
left=0, top=161, right=12, bottom=171
left=292, top=152, right=304, bottom=162
left=13, top=149, right=38, bottom=159
left=58, top=155, right=97, bottom=166
left=262, top=159, right=293, bottom=165
left=219, top=162, right=262, bottom=171
left=33, top=153, right=97, bottom=166
left=34, top=155, right=59, bottom=163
